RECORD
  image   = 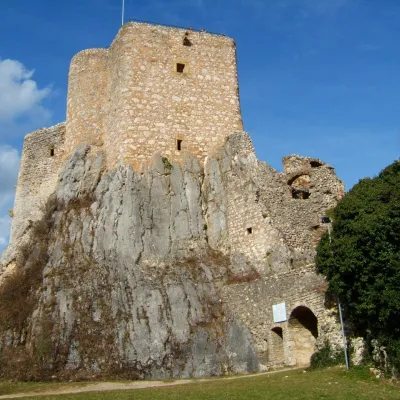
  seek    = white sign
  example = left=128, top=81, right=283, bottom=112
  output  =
left=272, top=302, right=287, bottom=323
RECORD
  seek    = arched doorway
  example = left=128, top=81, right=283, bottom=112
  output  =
left=289, top=306, right=318, bottom=366
left=269, top=327, right=285, bottom=365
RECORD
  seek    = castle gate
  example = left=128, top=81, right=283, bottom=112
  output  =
left=288, top=306, right=318, bottom=366
left=268, top=327, right=285, bottom=365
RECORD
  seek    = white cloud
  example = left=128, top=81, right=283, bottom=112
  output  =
left=0, top=58, right=51, bottom=123
left=0, top=58, right=52, bottom=254
left=0, top=215, right=11, bottom=250
left=0, top=146, right=20, bottom=254
left=0, top=146, right=19, bottom=207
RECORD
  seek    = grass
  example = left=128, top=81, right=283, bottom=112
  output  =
left=0, top=367, right=399, bottom=399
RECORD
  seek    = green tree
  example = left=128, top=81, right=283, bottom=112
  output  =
left=316, top=161, right=400, bottom=369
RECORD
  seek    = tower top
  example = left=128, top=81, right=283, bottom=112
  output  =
left=65, top=20, right=243, bottom=170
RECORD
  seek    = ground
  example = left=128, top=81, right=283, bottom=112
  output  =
left=0, top=367, right=399, bottom=399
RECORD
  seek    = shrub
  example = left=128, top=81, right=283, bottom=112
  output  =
left=316, top=161, right=400, bottom=373
left=0, top=195, right=58, bottom=332
left=309, top=341, right=345, bottom=370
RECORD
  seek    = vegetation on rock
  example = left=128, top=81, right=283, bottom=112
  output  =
left=309, top=341, right=344, bottom=370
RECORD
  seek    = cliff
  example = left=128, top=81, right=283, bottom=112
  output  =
left=0, top=132, right=344, bottom=379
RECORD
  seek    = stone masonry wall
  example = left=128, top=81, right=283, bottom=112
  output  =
left=268, top=155, right=345, bottom=250
left=9, top=123, right=66, bottom=249
left=206, top=133, right=344, bottom=272
left=65, top=49, right=108, bottom=156
left=204, top=132, right=344, bottom=367
left=208, top=134, right=290, bottom=274
left=221, top=269, right=342, bottom=367
left=65, top=22, right=243, bottom=170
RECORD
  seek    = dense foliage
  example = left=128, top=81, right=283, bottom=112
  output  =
left=316, top=161, right=400, bottom=370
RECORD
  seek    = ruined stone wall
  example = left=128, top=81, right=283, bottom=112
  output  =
left=64, top=22, right=243, bottom=170
left=221, top=268, right=342, bottom=368
left=209, top=133, right=344, bottom=274
left=65, top=49, right=108, bottom=155
left=210, top=134, right=290, bottom=273
left=9, top=123, right=66, bottom=247
left=260, top=155, right=345, bottom=250
left=205, top=133, right=344, bottom=367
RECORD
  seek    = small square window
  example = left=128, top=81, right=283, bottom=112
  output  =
left=177, top=139, right=183, bottom=151
left=176, top=63, right=185, bottom=73
left=246, top=227, right=253, bottom=235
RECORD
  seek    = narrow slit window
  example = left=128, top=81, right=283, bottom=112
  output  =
left=176, top=63, right=185, bottom=73
left=50, top=147, right=55, bottom=157
left=183, top=37, right=192, bottom=46
left=177, top=139, right=183, bottom=151
left=246, top=227, right=253, bottom=235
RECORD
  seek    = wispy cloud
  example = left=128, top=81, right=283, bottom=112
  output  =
left=0, top=58, right=52, bottom=253
left=243, top=0, right=353, bottom=22
left=0, top=59, right=52, bottom=123
left=0, top=145, right=19, bottom=255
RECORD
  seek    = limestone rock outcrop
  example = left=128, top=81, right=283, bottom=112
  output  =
left=0, top=132, right=344, bottom=379
left=0, top=143, right=260, bottom=379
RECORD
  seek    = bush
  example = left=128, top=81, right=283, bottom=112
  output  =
left=309, top=342, right=345, bottom=370
left=0, top=195, right=58, bottom=332
left=316, top=161, right=400, bottom=373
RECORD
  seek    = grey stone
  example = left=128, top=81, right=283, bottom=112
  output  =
left=0, top=146, right=259, bottom=379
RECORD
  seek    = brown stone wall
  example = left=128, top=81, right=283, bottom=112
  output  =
left=65, top=22, right=243, bottom=170
left=104, top=22, right=242, bottom=170
left=262, top=155, right=345, bottom=250
left=65, top=49, right=108, bottom=156
left=218, top=135, right=288, bottom=272
left=221, top=268, right=342, bottom=368
left=10, top=123, right=66, bottom=245
left=213, top=133, right=344, bottom=271
left=208, top=133, right=345, bottom=367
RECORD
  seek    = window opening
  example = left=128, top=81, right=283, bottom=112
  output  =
left=183, top=37, right=192, bottom=46
left=269, top=327, right=285, bottom=364
left=176, top=63, right=185, bottom=73
left=50, top=147, right=55, bottom=157
left=310, top=161, right=323, bottom=168
left=246, top=227, right=253, bottom=235
left=177, top=139, right=183, bottom=151
left=291, top=188, right=310, bottom=200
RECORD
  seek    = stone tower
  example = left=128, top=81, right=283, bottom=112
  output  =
left=65, top=21, right=244, bottom=170
left=7, top=21, right=243, bottom=251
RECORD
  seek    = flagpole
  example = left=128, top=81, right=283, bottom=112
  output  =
left=122, top=0, right=125, bottom=25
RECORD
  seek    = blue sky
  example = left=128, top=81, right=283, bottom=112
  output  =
left=0, top=0, right=399, bottom=253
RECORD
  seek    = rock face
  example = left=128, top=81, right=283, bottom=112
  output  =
left=0, top=144, right=259, bottom=379
left=0, top=132, right=345, bottom=379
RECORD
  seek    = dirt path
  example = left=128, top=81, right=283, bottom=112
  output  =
left=0, top=367, right=302, bottom=399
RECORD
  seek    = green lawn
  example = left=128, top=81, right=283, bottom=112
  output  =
left=1, top=367, right=399, bottom=400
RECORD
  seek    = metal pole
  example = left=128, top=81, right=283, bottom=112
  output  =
left=122, top=0, right=125, bottom=26
left=327, top=223, right=332, bottom=244
left=338, top=301, right=350, bottom=370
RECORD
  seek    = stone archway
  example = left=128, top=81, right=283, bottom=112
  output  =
left=268, top=327, right=285, bottom=366
left=289, top=306, right=318, bottom=366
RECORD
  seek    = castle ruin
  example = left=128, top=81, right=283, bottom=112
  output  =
left=3, top=21, right=347, bottom=375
